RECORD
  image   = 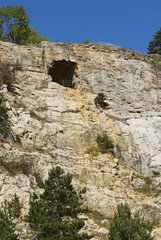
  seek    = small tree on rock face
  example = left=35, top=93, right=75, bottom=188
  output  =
left=27, top=166, right=92, bottom=240
left=109, top=203, right=154, bottom=240
left=94, top=93, right=109, bottom=109
left=0, top=210, right=18, bottom=240
left=0, top=194, right=21, bottom=240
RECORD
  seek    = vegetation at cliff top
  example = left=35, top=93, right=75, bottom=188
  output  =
left=0, top=5, right=49, bottom=45
left=148, top=27, right=161, bottom=54
left=109, top=203, right=154, bottom=240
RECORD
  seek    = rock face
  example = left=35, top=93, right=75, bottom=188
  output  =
left=0, top=40, right=160, bottom=175
left=0, top=40, right=161, bottom=239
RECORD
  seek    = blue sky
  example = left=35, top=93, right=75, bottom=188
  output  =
left=0, top=0, right=160, bottom=53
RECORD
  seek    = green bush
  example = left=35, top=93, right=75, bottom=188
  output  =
left=153, top=170, right=160, bottom=176
left=109, top=203, right=154, bottom=240
left=96, top=132, right=114, bottom=154
left=0, top=61, right=19, bottom=140
left=2, top=194, right=22, bottom=221
left=86, top=146, right=100, bottom=156
left=0, top=211, right=19, bottom=240
left=94, top=93, right=109, bottom=109
left=84, top=38, right=91, bottom=43
left=0, top=94, right=8, bottom=120
left=27, top=166, right=92, bottom=240
left=0, top=63, right=14, bottom=91
left=0, top=61, right=21, bottom=91
left=15, top=134, right=22, bottom=145
left=0, top=93, right=10, bottom=140
left=1, top=158, right=31, bottom=176
left=0, top=194, right=21, bottom=240
left=150, top=55, right=161, bottom=72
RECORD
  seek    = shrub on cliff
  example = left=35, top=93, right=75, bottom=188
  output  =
left=96, top=132, right=114, bottom=154
left=0, top=61, right=20, bottom=91
left=94, top=93, right=109, bottom=109
left=27, top=166, right=92, bottom=240
left=109, top=203, right=154, bottom=240
left=0, top=93, right=10, bottom=140
left=0, top=61, right=21, bottom=140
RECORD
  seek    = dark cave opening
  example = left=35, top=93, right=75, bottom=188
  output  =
left=48, top=60, right=77, bottom=88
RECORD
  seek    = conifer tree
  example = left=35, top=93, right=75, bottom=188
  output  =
left=0, top=210, right=18, bottom=240
left=109, top=203, right=154, bottom=240
left=0, top=194, right=21, bottom=240
left=148, top=27, right=161, bottom=54
left=27, top=166, right=92, bottom=240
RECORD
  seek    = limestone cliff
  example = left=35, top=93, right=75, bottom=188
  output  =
left=0, top=40, right=161, bottom=239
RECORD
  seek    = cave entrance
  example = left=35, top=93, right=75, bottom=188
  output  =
left=48, top=60, right=78, bottom=88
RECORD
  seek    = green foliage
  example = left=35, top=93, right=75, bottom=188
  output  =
left=33, top=172, right=44, bottom=188
left=0, top=93, right=8, bottom=120
left=49, top=152, right=55, bottom=159
left=0, top=61, right=21, bottom=91
left=0, top=194, right=21, bottom=240
left=84, top=38, right=90, bottom=43
left=153, top=170, right=160, bottom=176
left=0, top=5, right=29, bottom=44
left=0, top=211, right=18, bottom=240
left=0, top=5, right=49, bottom=45
left=1, top=158, right=31, bottom=176
left=109, top=203, right=154, bottom=240
left=94, top=93, right=109, bottom=109
left=0, top=63, right=14, bottom=91
left=27, top=166, right=92, bottom=240
left=144, top=177, right=152, bottom=186
left=96, top=132, right=114, bottom=154
left=87, top=210, right=110, bottom=228
left=150, top=55, right=161, bottom=71
left=148, top=27, right=161, bottom=54
left=2, top=194, right=22, bottom=221
left=15, top=134, right=22, bottom=145
left=86, top=146, right=100, bottom=156
left=25, top=27, right=48, bottom=45
left=0, top=61, right=21, bottom=140
left=0, top=93, right=10, bottom=140
left=133, top=174, right=161, bottom=196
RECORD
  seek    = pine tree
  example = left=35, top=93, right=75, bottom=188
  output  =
left=109, top=203, right=154, bottom=240
left=27, top=166, right=92, bottom=240
left=0, top=194, right=21, bottom=240
left=0, top=210, right=18, bottom=240
left=148, top=27, right=161, bottom=54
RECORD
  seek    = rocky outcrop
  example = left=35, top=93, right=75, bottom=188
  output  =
left=0, top=40, right=161, bottom=239
left=1, top=40, right=161, bottom=176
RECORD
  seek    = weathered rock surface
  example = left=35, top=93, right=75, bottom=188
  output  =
left=0, top=40, right=161, bottom=239
left=1, top=40, right=161, bottom=176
